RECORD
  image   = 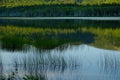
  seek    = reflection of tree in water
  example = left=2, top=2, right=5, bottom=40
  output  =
left=0, top=20, right=119, bottom=29
left=4, top=49, right=82, bottom=79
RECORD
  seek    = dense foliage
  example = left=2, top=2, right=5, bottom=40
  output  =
left=0, top=4, right=119, bottom=17
left=0, top=0, right=119, bottom=17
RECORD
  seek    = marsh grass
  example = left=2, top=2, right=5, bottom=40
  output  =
left=23, top=74, right=46, bottom=80
left=0, top=25, right=95, bottom=50
left=0, top=26, right=75, bottom=50
left=0, top=25, right=120, bottom=50
left=85, top=27, right=120, bottom=50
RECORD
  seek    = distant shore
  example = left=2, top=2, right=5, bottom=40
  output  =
left=0, top=4, right=119, bottom=17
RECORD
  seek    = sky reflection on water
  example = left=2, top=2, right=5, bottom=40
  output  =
left=0, top=44, right=120, bottom=80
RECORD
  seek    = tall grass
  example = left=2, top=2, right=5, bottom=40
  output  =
left=0, top=25, right=120, bottom=50
left=0, top=25, right=93, bottom=50
left=85, top=27, right=120, bottom=50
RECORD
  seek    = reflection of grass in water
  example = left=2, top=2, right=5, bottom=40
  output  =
left=21, top=53, right=68, bottom=69
left=0, top=55, right=4, bottom=80
left=100, top=54, right=120, bottom=74
left=10, top=52, right=80, bottom=79
left=15, top=51, right=80, bottom=71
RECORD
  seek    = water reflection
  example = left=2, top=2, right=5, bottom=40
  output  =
left=0, top=45, right=120, bottom=80
left=0, top=19, right=120, bottom=80
left=0, top=55, right=3, bottom=79
left=0, top=19, right=119, bottom=28
left=100, top=54, right=120, bottom=74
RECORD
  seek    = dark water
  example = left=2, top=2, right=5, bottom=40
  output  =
left=0, top=19, right=120, bottom=80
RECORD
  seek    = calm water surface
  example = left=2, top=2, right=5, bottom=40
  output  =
left=0, top=17, right=120, bottom=20
left=0, top=19, right=120, bottom=80
left=0, top=45, right=120, bottom=80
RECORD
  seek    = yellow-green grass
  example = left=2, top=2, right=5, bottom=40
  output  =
left=0, top=0, right=120, bottom=7
left=82, top=27, right=120, bottom=50
left=0, top=26, right=120, bottom=50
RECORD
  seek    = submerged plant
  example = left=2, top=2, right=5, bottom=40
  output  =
left=23, top=75, right=39, bottom=80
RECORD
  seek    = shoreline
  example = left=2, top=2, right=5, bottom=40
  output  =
left=0, top=17, right=120, bottom=20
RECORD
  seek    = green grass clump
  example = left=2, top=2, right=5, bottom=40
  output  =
left=0, top=26, right=82, bottom=50
left=82, top=27, right=120, bottom=50
left=0, top=25, right=120, bottom=50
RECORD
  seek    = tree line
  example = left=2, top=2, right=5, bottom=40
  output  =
left=0, top=4, right=119, bottom=17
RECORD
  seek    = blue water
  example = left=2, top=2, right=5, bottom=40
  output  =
left=0, top=44, right=120, bottom=80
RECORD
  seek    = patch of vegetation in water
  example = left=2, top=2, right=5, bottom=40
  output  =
left=0, top=24, right=120, bottom=50
left=0, top=26, right=95, bottom=50
left=23, top=74, right=46, bottom=80
left=82, top=27, right=120, bottom=50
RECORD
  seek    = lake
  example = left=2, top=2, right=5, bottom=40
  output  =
left=0, top=19, right=120, bottom=80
